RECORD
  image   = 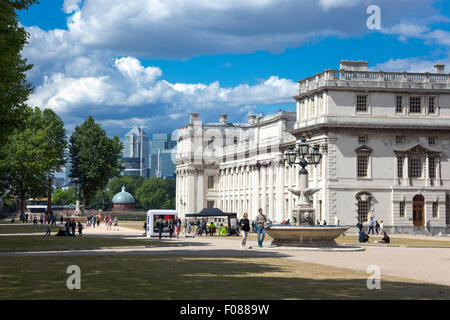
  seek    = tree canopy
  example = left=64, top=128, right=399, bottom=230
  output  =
left=69, top=116, right=123, bottom=213
left=0, top=0, right=38, bottom=145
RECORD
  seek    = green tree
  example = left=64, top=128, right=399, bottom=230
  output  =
left=52, top=187, right=76, bottom=206
left=89, top=189, right=112, bottom=211
left=69, top=116, right=123, bottom=214
left=42, top=109, right=67, bottom=213
left=0, top=107, right=47, bottom=215
left=135, top=178, right=175, bottom=210
left=0, top=0, right=38, bottom=145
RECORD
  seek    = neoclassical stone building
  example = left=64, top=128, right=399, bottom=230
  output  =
left=176, top=61, right=450, bottom=233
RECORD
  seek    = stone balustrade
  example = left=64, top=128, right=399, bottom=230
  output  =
left=298, top=69, right=450, bottom=95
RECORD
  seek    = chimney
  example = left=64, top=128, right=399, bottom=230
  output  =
left=248, top=114, right=257, bottom=125
left=219, top=113, right=227, bottom=125
left=190, top=112, right=199, bottom=124
left=434, top=64, right=445, bottom=74
left=339, top=60, right=369, bottom=71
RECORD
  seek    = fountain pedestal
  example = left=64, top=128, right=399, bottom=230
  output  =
left=267, top=225, right=349, bottom=247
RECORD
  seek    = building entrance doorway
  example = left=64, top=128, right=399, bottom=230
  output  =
left=413, top=195, right=424, bottom=227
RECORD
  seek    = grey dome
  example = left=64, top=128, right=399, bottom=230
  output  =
left=112, top=186, right=135, bottom=204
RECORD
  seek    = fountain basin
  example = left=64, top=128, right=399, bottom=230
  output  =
left=266, top=225, right=349, bottom=247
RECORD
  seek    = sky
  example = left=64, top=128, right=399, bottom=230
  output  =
left=18, top=0, right=450, bottom=139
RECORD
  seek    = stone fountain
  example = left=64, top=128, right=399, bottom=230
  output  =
left=266, top=136, right=349, bottom=248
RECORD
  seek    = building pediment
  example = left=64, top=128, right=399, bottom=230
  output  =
left=394, top=143, right=440, bottom=155
left=355, top=145, right=373, bottom=153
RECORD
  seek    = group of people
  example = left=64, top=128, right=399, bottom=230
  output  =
left=358, top=217, right=390, bottom=244
left=184, top=219, right=229, bottom=237
left=14, top=212, right=60, bottom=225
left=53, top=218, right=83, bottom=237
left=154, top=216, right=182, bottom=239
left=239, top=208, right=267, bottom=249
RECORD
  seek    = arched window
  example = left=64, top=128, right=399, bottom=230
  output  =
left=408, top=155, right=422, bottom=178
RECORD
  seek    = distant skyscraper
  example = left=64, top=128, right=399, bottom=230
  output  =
left=123, top=127, right=150, bottom=177
left=150, top=133, right=176, bottom=178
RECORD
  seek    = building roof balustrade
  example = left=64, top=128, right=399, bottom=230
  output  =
left=297, top=69, right=450, bottom=96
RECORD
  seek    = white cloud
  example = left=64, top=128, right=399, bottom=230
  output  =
left=28, top=57, right=297, bottom=134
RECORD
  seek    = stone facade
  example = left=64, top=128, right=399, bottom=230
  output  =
left=176, top=61, right=450, bottom=233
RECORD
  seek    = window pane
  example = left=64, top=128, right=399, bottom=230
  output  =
left=396, top=96, right=402, bottom=113
left=358, top=200, right=369, bottom=222
left=408, top=155, right=422, bottom=178
left=357, top=154, right=368, bottom=177
left=409, top=97, right=421, bottom=113
left=357, top=95, right=368, bottom=112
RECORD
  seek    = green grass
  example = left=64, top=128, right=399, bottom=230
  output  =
left=336, top=235, right=450, bottom=247
left=0, top=254, right=448, bottom=299
left=0, top=224, right=62, bottom=234
left=0, top=235, right=163, bottom=252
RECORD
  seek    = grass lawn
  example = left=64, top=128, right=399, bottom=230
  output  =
left=0, top=224, right=62, bottom=234
left=0, top=235, right=164, bottom=252
left=0, top=254, right=448, bottom=299
left=336, top=235, right=450, bottom=247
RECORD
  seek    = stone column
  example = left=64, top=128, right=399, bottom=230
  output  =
left=276, top=162, right=285, bottom=223
left=261, top=165, right=267, bottom=216
left=425, top=154, right=430, bottom=186
left=252, top=165, right=260, bottom=220
left=268, top=164, right=274, bottom=221
left=403, top=154, right=409, bottom=186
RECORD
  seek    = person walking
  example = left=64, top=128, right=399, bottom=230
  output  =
left=375, top=220, right=380, bottom=234
left=176, top=217, right=182, bottom=238
left=426, top=220, right=432, bottom=235
left=168, top=219, right=175, bottom=239
left=78, top=222, right=83, bottom=237
left=157, top=217, right=164, bottom=240
left=256, top=208, right=267, bottom=248
left=71, top=219, right=76, bottom=236
left=239, top=213, right=250, bottom=249
left=368, top=217, right=375, bottom=235
left=113, top=216, right=119, bottom=231
left=379, top=220, right=384, bottom=235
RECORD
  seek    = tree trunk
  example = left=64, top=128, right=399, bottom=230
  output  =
left=46, top=178, right=53, bottom=215
left=19, top=180, right=25, bottom=216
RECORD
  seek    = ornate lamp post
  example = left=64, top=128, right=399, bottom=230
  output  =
left=284, top=136, right=323, bottom=225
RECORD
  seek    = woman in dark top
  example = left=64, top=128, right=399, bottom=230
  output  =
left=239, top=213, right=250, bottom=249
left=378, top=231, right=390, bottom=243
left=168, top=219, right=175, bottom=239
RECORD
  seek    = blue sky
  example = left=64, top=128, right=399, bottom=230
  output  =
left=18, top=0, right=450, bottom=138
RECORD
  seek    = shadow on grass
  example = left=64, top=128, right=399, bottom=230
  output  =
left=0, top=254, right=448, bottom=300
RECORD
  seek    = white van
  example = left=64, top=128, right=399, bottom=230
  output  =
left=146, top=209, right=178, bottom=238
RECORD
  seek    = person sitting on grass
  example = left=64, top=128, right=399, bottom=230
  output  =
left=359, top=229, right=369, bottom=243
left=375, top=231, right=390, bottom=244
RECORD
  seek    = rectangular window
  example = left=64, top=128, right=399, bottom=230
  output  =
left=428, top=137, right=436, bottom=145
left=358, top=135, right=367, bottom=144
left=357, top=154, right=369, bottom=178
left=429, top=157, right=435, bottom=179
left=408, top=156, right=422, bottom=178
left=207, top=200, right=215, bottom=208
left=428, top=96, right=436, bottom=114
left=396, top=96, right=403, bottom=113
left=356, top=95, right=368, bottom=112
left=357, top=201, right=369, bottom=222
left=399, top=201, right=405, bottom=217
left=409, top=97, right=421, bottom=113
left=396, top=136, right=404, bottom=144
left=397, top=156, right=403, bottom=178
left=207, top=175, right=214, bottom=189
left=432, top=202, right=438, bottom=218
